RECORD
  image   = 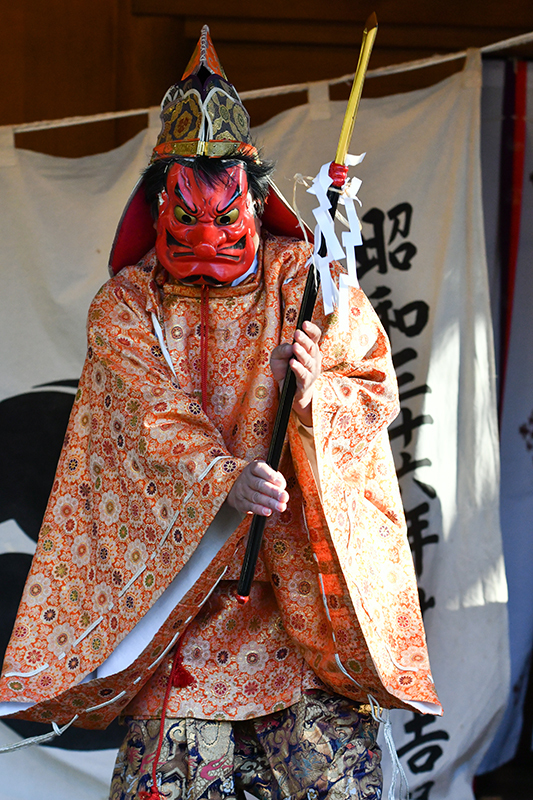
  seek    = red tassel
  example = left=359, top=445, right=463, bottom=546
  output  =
left=170, top=648, right=195, bottom=688
left=172, top=662, right=195, bottom=688
left=138, top=788, right=162, bottom=800
left=200, top=284, right=209, bottom=413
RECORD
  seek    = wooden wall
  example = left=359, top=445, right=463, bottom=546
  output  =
left=1, top=0, right=533, bottom=158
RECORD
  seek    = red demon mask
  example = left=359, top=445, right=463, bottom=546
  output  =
left=155, top=162, right=260, bottom=285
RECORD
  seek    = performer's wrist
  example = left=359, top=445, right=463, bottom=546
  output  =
left=293, top=401, right=313, bottom=427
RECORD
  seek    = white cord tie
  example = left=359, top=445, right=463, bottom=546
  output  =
left=368, top=695, right=410, bottom=800
left=0, top=714, right=79, bottom=753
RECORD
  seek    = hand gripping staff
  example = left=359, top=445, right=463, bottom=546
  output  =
left=236, top=13, right=378, bottom=604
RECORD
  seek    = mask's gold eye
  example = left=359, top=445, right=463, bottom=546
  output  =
left=174, top=206, right=197, bottom=225
left=215, top=207, right=240, bottom=226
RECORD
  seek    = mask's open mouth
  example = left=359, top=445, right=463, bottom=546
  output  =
left=179, top=274, right=229, bottom=286
left=166, top=231, right=247, bottom=260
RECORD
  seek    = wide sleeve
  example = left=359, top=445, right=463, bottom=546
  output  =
left=0, top=266, right=249, bottom=709
left=279, top=256, right=400, bottom=489
left=85, top=269, right=249, bottom=529
left=281, top=265, right=440, bottom=713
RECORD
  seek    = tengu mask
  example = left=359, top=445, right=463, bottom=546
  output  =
left=155, top=162, right=260, bottom=285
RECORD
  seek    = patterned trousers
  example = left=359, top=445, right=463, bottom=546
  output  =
left=109, top=690, right=382, bottom=800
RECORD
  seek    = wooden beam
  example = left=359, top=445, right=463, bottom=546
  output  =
left=184, top=17, right=530, bottom=51
left=133, top=0, right=533, bottom=29
left=10, top=0, right=119, bottom=157
left=0, top=7, right=25, bottom=124
left=208, top=41, right=469, bottom=92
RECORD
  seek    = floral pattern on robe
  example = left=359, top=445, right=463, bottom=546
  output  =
left=0, top=234, right=441, bottom=730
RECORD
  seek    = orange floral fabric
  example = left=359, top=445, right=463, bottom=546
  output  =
left=127, top=579, right=326, bottom=720
left=0, top=234, right=440, bottom=731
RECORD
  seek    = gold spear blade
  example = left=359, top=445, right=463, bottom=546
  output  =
left=335, top=12, right=378, bottom=166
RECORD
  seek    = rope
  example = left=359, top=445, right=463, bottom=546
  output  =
left=7, top=107, right=158, bottom=134
left=200, top=284, right=209, bottom=413
left=2, top=28, right=532, bottom=136
left=139, top=638, right=194, bottom=800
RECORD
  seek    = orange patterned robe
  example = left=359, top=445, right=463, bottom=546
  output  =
left=0, top=234, right=440, bottom=731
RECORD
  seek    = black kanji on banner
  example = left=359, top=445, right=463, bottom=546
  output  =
left=361, top=203, right=451, bottom=797
left=356, top=203, right=418, bottom=278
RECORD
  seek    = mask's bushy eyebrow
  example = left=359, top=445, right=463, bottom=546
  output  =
left=174, top=182, right=197, bottom=215
left=216, top=184, right=242, bottom=214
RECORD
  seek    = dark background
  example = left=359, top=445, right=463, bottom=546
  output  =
left=2, top=0, right=533, bottom=158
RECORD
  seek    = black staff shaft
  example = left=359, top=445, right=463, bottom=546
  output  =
left=236, top=188, right=340, bottom=603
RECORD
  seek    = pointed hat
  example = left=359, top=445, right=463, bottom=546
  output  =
left=109, top=26, right=310, bottom=275
left=151, top=26, right=259, bottom=162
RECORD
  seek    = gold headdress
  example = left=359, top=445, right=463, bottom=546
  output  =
left=151, top=25, right=258, bottom=163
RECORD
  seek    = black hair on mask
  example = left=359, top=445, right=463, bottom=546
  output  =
left=143, top=154, right=275, bottom=221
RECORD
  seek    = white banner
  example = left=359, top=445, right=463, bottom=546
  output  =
left=254, top=50, right=508, bottom=800
left=0, top=51, right=508, bottom=800
left=0, top=124, right=160, bottom=798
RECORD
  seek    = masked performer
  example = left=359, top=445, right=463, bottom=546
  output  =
left=0, top=27, right=441, bottom=800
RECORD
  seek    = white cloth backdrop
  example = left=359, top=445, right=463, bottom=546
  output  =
left=0, top=123, right=161, bottom=800
left=0, top=50, right=508, bottom=799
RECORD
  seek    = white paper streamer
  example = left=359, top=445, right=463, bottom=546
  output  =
left=306, top=155, right=365, bottom=320
left=345, top=152, right=366, bottom=168
left=338, top=272, right=350, bottom=329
